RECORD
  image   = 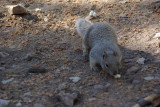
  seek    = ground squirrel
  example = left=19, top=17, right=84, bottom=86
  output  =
left=76, top=18, right=122, bottom=76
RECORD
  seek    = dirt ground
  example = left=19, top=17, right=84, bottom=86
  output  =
left=0, top=0, right=160, bottom=107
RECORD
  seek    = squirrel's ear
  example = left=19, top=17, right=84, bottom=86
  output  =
left=113, top=51, right=117, bottom=56
left=103, top=51, right=107, bottom=59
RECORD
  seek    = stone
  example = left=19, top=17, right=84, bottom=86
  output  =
left=136, top=57, right=145, bottom=64
left=58, top=92, right=78, bottom=106
left=126, top=66, right=140, bottom=74
left=34, top=103, right=45, bottom=107
left=1, top=78, right=14, bottom=84
left=69, top=77, right=81, bottom=83
left=23, top=92, right=32, bottom=97
left=44, top=17, right=48, bottom=22
left=0, top=67, right=5, bottom=71
left=154, top=50, right=160, bottom=54
left=144, top=76, right=154, bottom=81
left=0, top=52, right=9, bottom=58
left=89, top=10, right=96, bottom=17
left=114, top=74, right=121, bottom=79
left=0, top=99, right=9, bottom=107
left=6, top=5, right=27, bottom=15
left=94, top=83, right=110, bottom=92
left=16, top=102, right=22, bottom=107
left=35, top=8, right=41, bottom=12
left=119, top=1, right=127, bottom=4
left=132, top=80, right=140, bottom=84
left=119, top=13, right=127, bottom=18
left=153, top=32, right=160, bottom=39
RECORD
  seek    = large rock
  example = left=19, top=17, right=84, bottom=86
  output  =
left=6, top=4, right=27, bottom=15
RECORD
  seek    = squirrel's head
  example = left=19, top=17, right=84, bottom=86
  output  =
left=102, top=51, right=122, bottom=76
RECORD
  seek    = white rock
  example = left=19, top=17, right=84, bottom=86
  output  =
left=0, top=99, right=9, bottom=107
left=35, top=8, right=41, bottom=12
left=89, top=10, right=96, bottom=17
left=144, top=76, right=154, bottom=81
left=69, top=77, right=81, bottom=83
left=119, top=1, right=127, bottom=4
left=154, top=50, right=160, bottom=54
left=114, top=74, right=121, bottom=79
left=16, top=102, right=22, bottom=107
left=153, top=32, right=160, bottom=39
left=119, top=13, right=127, bottom=18
left=6, top=5, right=27, bottom=15
left=44, top=17, right=48, bottom=22
left=136, top=57, right=145, bottom=64
left=1, top=78, right=14, bottom=84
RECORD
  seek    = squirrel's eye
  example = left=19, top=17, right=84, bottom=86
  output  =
left=106, top=64, right=109, bottom=68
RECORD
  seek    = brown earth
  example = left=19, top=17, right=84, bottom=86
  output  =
left=0, top=0, right=160, bottom=107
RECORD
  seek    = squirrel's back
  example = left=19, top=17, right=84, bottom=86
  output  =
left=85, top=22, right=117, bottom=48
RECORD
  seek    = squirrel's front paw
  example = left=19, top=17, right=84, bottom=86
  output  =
left=90, top=67, right=99, bottom=72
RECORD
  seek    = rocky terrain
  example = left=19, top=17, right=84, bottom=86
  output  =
left=0, top=0, right=160, bottom=107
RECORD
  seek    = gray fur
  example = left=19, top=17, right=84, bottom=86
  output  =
left=76, top=18, right=122, bottom=76
left=76, top=18, right=93, bottom=38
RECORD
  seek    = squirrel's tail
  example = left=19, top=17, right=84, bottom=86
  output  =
left=76, top=18, right=93, bottom=38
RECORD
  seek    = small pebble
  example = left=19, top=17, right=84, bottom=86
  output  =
left=69, top=77, right=81, bottom=83
left=114, top=74, right=121, bottom=78
left=89, top=10, right=96, bottom=17
left=119, top=13, right=127, bottom=18
left=126, top=66, right=140, bottom=74
left=153, top=32, right=160, bottom=39
left=35, top=8, right=41, bottom=12
left=132, top=80, right=140, bottom=84
left=1, top=78, right=14, bottom=84
left=0, top=52, right=9, bottom=58
left=136, top=57, right=145, bottom=64
left=144, top=76, right=154, bottom=81
left=16, top=102, right=22, bottom=107
left=44, top=17, right=48, bottom=22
